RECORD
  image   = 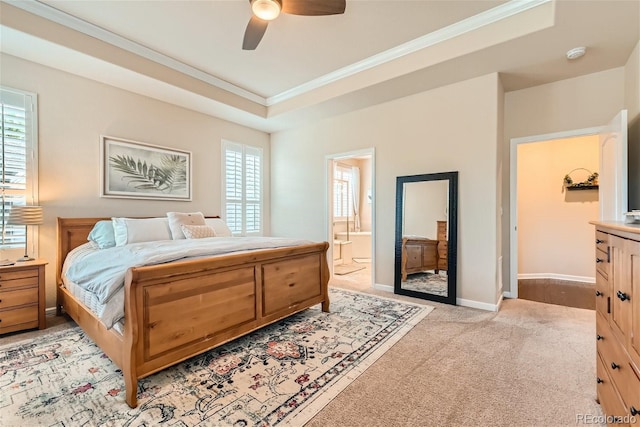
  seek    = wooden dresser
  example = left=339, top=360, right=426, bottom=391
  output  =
left=401, top=236, right=438, bottom=281
left=437, top=220, right=448, bottom=271
left=0, top=259, right=47, bottom=335
left=591, top=222, right=639, bottom=425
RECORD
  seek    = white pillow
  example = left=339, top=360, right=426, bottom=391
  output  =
left=181, top=224, right=216, bottom=239
left=205, top=218, right=233, bottom=237
left=112, top=217, right=172, bottom=246
left=166, top=212, right=206, bottom=239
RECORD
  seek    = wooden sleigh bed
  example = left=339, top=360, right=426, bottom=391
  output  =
left=56, top=217, right=330, bottom=408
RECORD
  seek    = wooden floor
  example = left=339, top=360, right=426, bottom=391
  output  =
left=518, top=278, right=595, bottom=310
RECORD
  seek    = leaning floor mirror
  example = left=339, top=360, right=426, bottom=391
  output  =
left=394, top=171, right=458, bottom=305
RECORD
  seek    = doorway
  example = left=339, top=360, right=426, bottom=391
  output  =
left=514, top=134, right=599, bottom=309
left=326, top=148, right=375, bottom=291
left=508, top=111, right=628, bottom=303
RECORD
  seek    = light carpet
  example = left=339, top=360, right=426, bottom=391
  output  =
left=402, top=271, right=448, bottom=296
left=0, top=288, right=432, bottom=427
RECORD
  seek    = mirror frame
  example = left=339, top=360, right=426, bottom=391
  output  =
left=394, top=171, right=458, bottom=305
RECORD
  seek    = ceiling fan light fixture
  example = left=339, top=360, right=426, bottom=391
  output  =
left=251, top=0, right=281, bottom=21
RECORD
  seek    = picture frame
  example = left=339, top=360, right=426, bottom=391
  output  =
left=100, top=135, right=192, bottom=201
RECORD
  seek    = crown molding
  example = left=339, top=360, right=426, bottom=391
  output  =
left=266, top=0, right=551, bottom=106
left=5, top=0, right=551, bottom=110
left=5, top=0, right=268, bottom=106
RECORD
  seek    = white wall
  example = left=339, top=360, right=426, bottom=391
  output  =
left=625, top=40, right=640, bottom=121
left=0, top=54, right=271, bottom=308
left=517, top=136, right=599, bottom=280
left=502, top=68, right=626, bottom=293
left=272, top=73, right=501, bottom=307
left=404, top=180, right=448, bottom=238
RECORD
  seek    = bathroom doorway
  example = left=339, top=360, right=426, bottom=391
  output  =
left=326, top=148, right=375, bottom=291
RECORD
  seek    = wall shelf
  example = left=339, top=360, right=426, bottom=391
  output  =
left=566, top=185, right=599, bottom=191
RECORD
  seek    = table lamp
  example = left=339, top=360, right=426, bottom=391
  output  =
left=7, top=205, right=43, bottom=262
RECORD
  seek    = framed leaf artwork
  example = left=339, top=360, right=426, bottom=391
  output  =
left=100, top=135, right=192, bottom=201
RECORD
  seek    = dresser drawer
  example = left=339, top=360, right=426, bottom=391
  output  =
left=597, top=324, right=634, bottom=404
left=625, top=365, right=640, bottom=420
left=596, top=248, right=610, bottom=279
left=0, top=305, right=39, bottom=331
left=596, top=272, right=609, bottom=317
left=597, top=354, right=630, bottom=426
left=0, top=287, right=38, bottom=310
left=596, top=231, right=610, bottom=253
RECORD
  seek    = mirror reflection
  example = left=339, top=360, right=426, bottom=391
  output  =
left=394, top=172, right=457, bottom=305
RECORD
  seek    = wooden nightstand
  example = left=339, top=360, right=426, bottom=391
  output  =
left=0, top=259, right=47, bottom=335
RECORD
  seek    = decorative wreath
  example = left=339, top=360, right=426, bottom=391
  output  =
left=563, top=168, right=599, bottom=188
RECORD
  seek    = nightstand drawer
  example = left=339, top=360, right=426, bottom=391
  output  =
left=0, top=268, right=39, bottom=282
left=0, top=305, right=38, bottom=331
left=0, top=267, right=40, bottom=290
left=0, top=288, right=38, bottom=309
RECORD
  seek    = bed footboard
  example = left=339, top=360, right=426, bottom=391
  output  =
left=122, top=242, right=330, bottom=407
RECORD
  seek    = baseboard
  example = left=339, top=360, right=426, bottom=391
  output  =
left=372, top=284, right=500, bottom=312
left=518, top=273, right=595, bottom=284
left=373, top=283, right=393, bottom=292
left=456, top=298, right=500, bottom=312
left=503, top=291, right=515, bottom=299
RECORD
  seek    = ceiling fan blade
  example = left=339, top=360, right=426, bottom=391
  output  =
left=242, top=16, right=269, bottom=50
left=282, top=0, right=345, bottom=16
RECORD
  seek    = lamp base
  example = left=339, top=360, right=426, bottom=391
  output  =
left=16, top=255, right=35, bottom=262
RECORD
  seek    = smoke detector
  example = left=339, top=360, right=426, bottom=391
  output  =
left=566, top=47, right=586, bottom=60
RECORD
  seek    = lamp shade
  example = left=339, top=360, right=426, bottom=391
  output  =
left=7, top=205, right=44, bottom=226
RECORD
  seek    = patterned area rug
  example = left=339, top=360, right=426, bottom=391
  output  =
left=402, top=272, right=448, bottom=296
left=0, top=288, right=432, bottom=427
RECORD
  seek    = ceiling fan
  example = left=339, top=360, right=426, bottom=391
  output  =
left=243, top=0, right=346, bottom=50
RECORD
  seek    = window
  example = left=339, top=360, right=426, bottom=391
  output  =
left=333, top=164, right=352, bottom=220
left=0, top=87, right=38, bottom=250
left=222, top=141, right=262, bottom=236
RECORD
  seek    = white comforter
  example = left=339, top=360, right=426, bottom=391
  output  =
left=64, top=236, right=313, bottom=307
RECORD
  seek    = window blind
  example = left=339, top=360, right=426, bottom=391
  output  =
left=0, top=88, right=37, bottom=249
left=222, top=141, right=263, bottom=236
left=333, top=164, right=352, bottom=219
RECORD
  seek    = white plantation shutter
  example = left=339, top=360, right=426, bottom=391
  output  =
left=333, top=164, right=352, bottom=219
left=222, top=141, right=262, bottom=236
left=1, top=87, right=38, bottom=249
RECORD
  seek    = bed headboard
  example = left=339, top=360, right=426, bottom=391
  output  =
left=56, top=216, right=220, bottom=285
left=57, top=217, right=108, bottom=285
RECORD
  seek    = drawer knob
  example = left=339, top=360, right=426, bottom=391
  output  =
left=631, top=407, right=639, bottom=416
left=596, top=239, right=604, bottom=244
left=611, top=362, right=620, bottom=370
left=596, top=258, right=604, bottom=263
left=596, top=334, right=604, bottom=341
left=596, top=377, right=603, bottom=384
left=616, top=290, right=630, bottom=302
left=595, top=290, right=603, bottom=297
